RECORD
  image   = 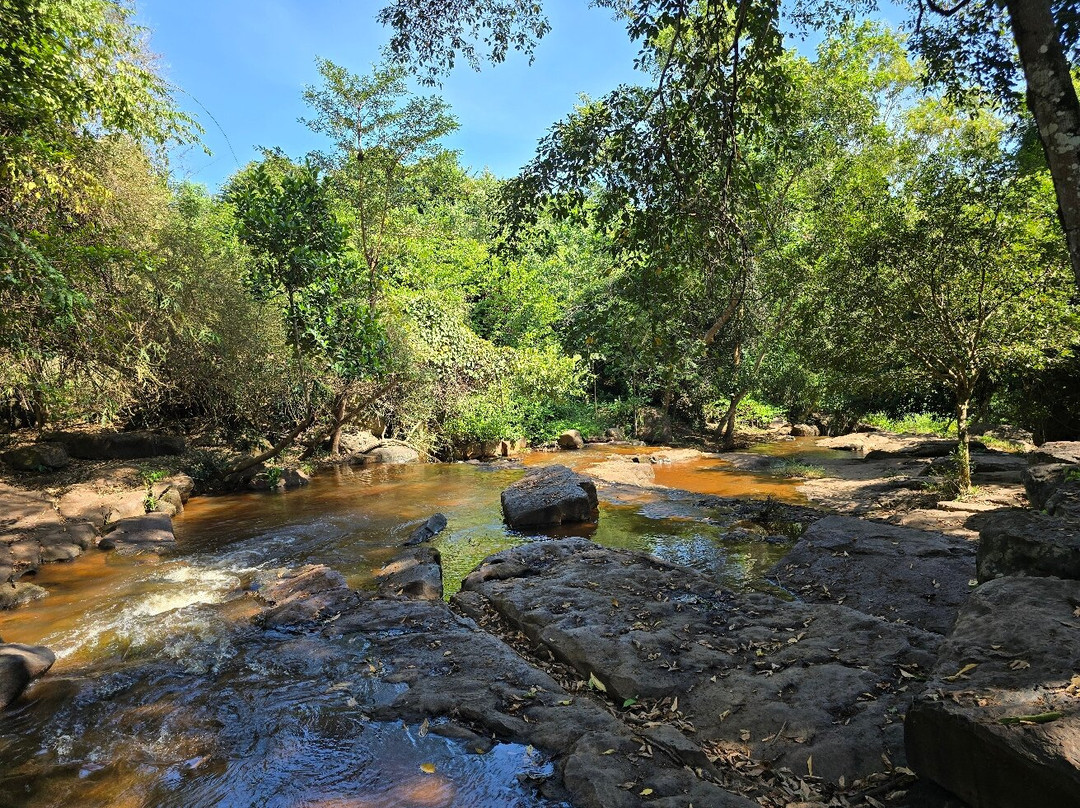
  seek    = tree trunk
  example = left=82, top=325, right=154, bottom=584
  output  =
left=721, top=391, right=746, bottom=450
left=1005, top=0, right=1080, bottom=286
left=328, top=393, right=348, bottom=455
left=955, top=395, right=972, bottom=494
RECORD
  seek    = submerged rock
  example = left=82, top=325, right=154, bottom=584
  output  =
left=905, top=575, right=1080, bottom=808
left=0, top=581, right=48, bottom=610
left=0, top=642, right=55, bottom=709
left=769, top=515, right=976, bottom=635
left=976, top=510, right=1080, bottom=582
left=459, top=538, right=940, bottom=783
left=403, top=513, right=448, bottom=545
left=500, top=465, right=598, bottom=529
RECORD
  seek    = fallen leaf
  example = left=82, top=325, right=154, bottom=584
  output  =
left=558, top=699, right=573, bottom=706
left=639, top=788, right=653, bottom=796
left=1008, top=659, right=1031, bottom=670
left=944, top=663, right=978, bottom=681
left=623, top=697, right=638, bottom=708
left=588, top=672, right=607, bottom=693
left=419, top=762, right=436, bottom=774
left=602, top=748, right=616, bottom=755
left=807, top=755, right=814, bottom=777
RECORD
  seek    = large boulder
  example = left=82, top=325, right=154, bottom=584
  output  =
left=459, top=538, right=941, bottom=784
left=0, top=642, right=55, bottom=709
left=557, top=429, right=585, bottom=450
left=363, top=443, right=420, bottom=465
left=337, top=429, right=380, bottom=456
left=865, top=438, right=987, bottom=460
left=1, top=443, right=70, bottom=471
left=0, top=581, right=48, bottom=610
left=790, top=423, right=820, bottom=437
left=905, top=576, right=1080, bottom=808
left=769, top=515, right=976, bottom=635
left=976, top=510, right=1080, bottom=582
left=1032, top=441, right=1080, bottom=466
left=500, top=465, right=598, bottom=529
left=1022, top=463, right=1075, bottom=509
left=42, top=430, right=185, bottom=460
left=97, top=513, right=175, bottom=554
left=638, top=407, right=672, bottom=445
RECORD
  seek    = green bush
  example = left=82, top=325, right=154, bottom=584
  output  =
left=703, top=397, right=784, bottom=429
left=862, top=411, right=955, bottom=436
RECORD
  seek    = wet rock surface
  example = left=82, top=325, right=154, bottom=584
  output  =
left=769, top=515, right=977, bottom=635
left=0, top=641, right=55, bottom=709
left=905, top=576, right=1080, bottom=808
left=376, top=545, right=444, bottom=600
left=458, top=538, right=940, bottom=784
left=501, top=465, right=599, bottom=528
left=404, top=512, right=448, bottom=545
left=97, top=513, right=175, bottom=554
left=976, top=510, right=1080, bottom=582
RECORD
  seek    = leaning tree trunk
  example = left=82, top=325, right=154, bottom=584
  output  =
left=1005, top=0, right=1080, bottom=287
left=721, top=391, right=747, bottom=451
left=328, top=393, right=348, bottom=455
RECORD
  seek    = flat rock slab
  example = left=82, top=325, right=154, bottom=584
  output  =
left=769, top=515, right=977, bottom=635
left=256, top=565, right=754, bottom=808
left=865, top=438, right=987, bottom=460
left=1032, top=441, right=1080, bottom=466
left=976, top=510, right=1080, bottom=582
left=586, top=458, right=658, bottom=488
left=376, top=546, right=444, bottom=601
left=41, top=430, right=185, bottom=459
left=97, top=513, right=175, bottom=554
left=905, top=576, right=1080, bottom=808
left=458, top=538, right=941, bottom=784
left=0, top=642, right=55, bottom=709
left=501, top=465, right=598, bottom=529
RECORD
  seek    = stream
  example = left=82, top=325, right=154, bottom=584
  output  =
left=0, top=440, right=839, bottom=808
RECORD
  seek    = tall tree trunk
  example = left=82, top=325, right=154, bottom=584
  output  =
left=955, top=393, right=972, bottom=494
left=328, top=393, right=348, bottom=455
left=1005, top=0, right=1080, bottom=286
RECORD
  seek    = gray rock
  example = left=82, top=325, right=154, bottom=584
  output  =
left=1046, top=480, right=1080, bottom=519
left=905, top=576, right=1080, bottom=808
left=638, top=407, right=672, bottom=445
left=256, top=564, right=352, bottom=626
left=0, top=581, right=48, bottom=610
left=0, top=443, right=70, bottom=471
left=865, top=438, right=987, bottom=460
left=42, top=430, right=185, bottom=460
left=1024, top=463, right=1076, bottom=510
left=404, top=513, right=447, bottom=545
left=98, top=513, right=175, bottom=553
left=377, top=546, right=444, bottom=601
left=0, top=642, right=55, bottom=708
left=280, top=467, right=310, bottom=489
left=500, top=465, right=598, bottom=529
left=338, top=429, right=380, bottom=456
left=977, top=510, right=1080, bottom=582
left=153, top=485, right=185, bottom=516
left=557, top=429, right=585, bottom=450
left=769, top=515, right=976, bottom=635
left=1032, top=441, right=1080, bottom=466
left=604, top=427, right=626, bottom=441
left=364, top=443, right=420, bottom=465
left=460, top=538, right=941, bottom=783
left=791, top=423, right=820, bottom=437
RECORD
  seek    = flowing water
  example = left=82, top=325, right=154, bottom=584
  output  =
left=0, top=439, right=837, bottom=808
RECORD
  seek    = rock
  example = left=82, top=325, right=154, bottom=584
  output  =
left=922, top=453, right=1028, bottom=478
left=0, top=642, right=55, bottom=708
left=363, top=443, right=420, bottom=465
left=0, top=443, right=70, bottom=471
left=638, top=407, right=672, bottom=445
left=557, top=429, right=585, bottom=450
left=377, top=546, right=444, bottom=600
left=497, top=438, right=528, bottom=457
left=460, top=539, right=941, bottom=784
left=584, top=458, right=657, bottom=487
left=256, top=564, right=353, bottom=626
left=98, top=513, right=175, bottom=554
left=1046, top=480, right=1080, bottom=520
left=865, top=438, right=987, bottom=460
left=337, top=429, right=380, bottom=456
left=905, top=576, right=1080, bottom=808
left=452, top=440, right=501, bottom=460
left=1024, top=464, right=1074, bottom=510
left=976, top=510, right=1080, bottom=582
left=604, top=427, right=626, bottom=441
left=1032, top=441, right=1080, bottom=466
left=0, top=581, right=48, bottom=610
left=403, top=513, right=447, bottom=545
left=500, top=465, right=599, bottom=529
left=39, top=542, right=80, bottom=562
left=153, top=485, right=185, bottom=516
left=769, top=515, right=977, bottom=635
left=649, top=448, right=707, bottom=463
left=280, top=467, right=310, bottom=489
left=791, top=423, right=820, bottom=437
left=42, top=430, right=185, bottom=460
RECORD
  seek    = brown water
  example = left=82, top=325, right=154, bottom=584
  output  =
left=0, top=440, right=828, bottom=808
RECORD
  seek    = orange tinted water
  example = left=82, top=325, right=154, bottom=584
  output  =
left=0, top=442, right=821, bottom=807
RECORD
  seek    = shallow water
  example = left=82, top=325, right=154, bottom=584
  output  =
left=0, top=440, right=825, bottom=808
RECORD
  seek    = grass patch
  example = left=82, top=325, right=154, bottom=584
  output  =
left=769, top=460, right=828, bottom=479
left=862, top=411, right=955, bottom=436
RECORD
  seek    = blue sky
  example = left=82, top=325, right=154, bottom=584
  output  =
left=138, top=0, right=644, bottom=189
